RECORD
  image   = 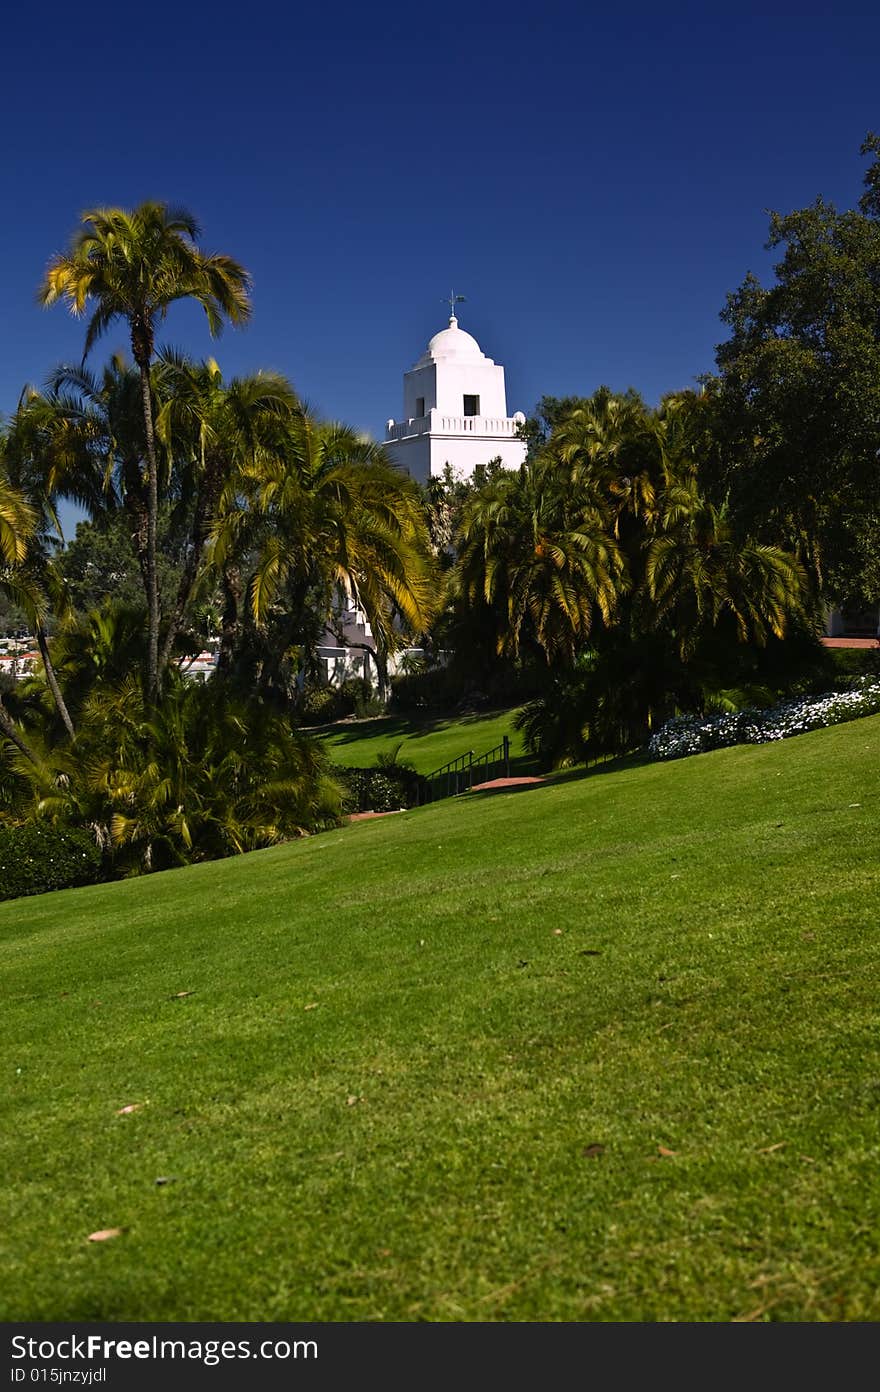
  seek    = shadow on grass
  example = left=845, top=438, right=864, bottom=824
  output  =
left=464, top=749, right=650, bottom=799
left=307, top=708, right=521, bottom=749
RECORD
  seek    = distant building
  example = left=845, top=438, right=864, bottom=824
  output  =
left=0, top=638, right=38, bottom=680
left=384, top=311, right=527, bottom=483
left=823, top=603, right=880, bottom=647
left=180, top=650, right=218, bottom=683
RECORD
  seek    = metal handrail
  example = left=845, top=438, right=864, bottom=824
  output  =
left=419, top=735, right=510, bottom=805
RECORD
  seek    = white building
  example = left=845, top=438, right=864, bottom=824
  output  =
left=825, top=603, right=880, bottom=640
left=384, top=312, right=527, bottom=483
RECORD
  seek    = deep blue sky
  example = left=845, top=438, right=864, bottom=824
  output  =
left=2, top=2, right=877, bottom=533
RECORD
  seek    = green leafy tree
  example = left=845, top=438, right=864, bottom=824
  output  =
left=4, top=659, right=343, bottom=870
left=0, top=594, right=29, bottom=636
left=708, top=134, right=880, bottom=605
left=455, top=458, right=626, bottom=665
left=40, top=203, right=251, bottom=700
left=465, top=389, right=813, bottom=764
left=58, top=514, right=162, bottom=614
left=153, top=353, right=299, bottom=676
left=211, top=412, right=438, bottom=700
left=45, top=356, right=188, bottom=626
left=516, top=394, right=596, bottom=460
left=0, top=462, right=40, bottom=763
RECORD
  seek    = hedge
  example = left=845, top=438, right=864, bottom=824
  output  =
left=336, top=764, right=424, bottom=813
left=0, top=823, right=104, bottom=902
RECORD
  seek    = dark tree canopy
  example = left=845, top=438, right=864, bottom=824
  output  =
left=518, top=390, right=648, bottom=461
left=57, top=512, right=183, bottom=618
left=707, top=134, right=880, bottom=605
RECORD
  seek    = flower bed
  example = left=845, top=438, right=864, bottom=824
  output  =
left=649, top=678, right=880, bottom=761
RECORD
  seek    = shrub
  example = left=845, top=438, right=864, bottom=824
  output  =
left=299, top=677, right=382, bottom=724
left=352, top=693, right=386, bottom=720
left=516, top=682, right=589, bottom=770
left=515, top=646, right=663, bottom=769
left=3, top=681, right=345, bottom=877
left=391, top=668, right=450, bottom=711
left=299, top=685, right=338, bottom=724
left=0, top=823, right=104, bottom=902
left=649, top=677, right=880, bottom=760
left=338, top=677, right=373, bottom=714
left=829, top=647, right=880, bottom=681
left=336, top=756, right=424, bottom=813
left=391, top=663, right=541, bottom=714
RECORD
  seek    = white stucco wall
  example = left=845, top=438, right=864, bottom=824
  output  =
left=430, top=358, right=508, bottom=417
left=386, top=426, right=525, bottom=484
left=402, top=363, right=437, bottom=420
left=385, top=431, right=432, bottom=483
left=427, top=430, right=525, bottom=478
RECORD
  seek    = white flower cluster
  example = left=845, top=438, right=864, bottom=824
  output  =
left=649, top=678, right=880, bottom=761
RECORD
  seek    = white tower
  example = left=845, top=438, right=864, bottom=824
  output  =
left=384, top=310, right=527, bottom=484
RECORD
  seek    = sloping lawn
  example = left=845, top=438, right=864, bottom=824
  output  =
left=311, top=706, right=529, bottom=773
left=1, top=715, right=879, bottom=1321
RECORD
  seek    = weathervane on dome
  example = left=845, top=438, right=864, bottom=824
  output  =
left=445, top=290, right=466, bottom=322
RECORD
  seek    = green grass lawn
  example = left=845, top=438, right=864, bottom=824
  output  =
left=2, top=716, right=879, bottom=1321
left=311, top=706, right=530, bottom=774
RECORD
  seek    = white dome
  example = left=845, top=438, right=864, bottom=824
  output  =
left=415, top=316, right=487, bottom=366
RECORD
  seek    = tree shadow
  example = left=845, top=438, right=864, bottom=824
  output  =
left=308, top=707, right=520, bottom=749
left=465, top=749, right=649, bottom=799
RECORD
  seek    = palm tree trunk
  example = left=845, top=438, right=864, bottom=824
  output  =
left=375, top=649, right=389, bottom=704
left=0, top=696, right=40, bottom=767
left=123, top=487, right=150, bottom=597
left=218, top=565, right=242, bottom=676
left=158, top=558, right=197, bottom=679
left=158, top=478, right=217, bottom=680
left=35, top=626, right=75, bottom=740
left=137, top=361, right=161, bottom=704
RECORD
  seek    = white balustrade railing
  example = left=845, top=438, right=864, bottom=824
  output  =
left=387, top=417, right=430, bottom=440
left=387, top=414, right=521, bottom=440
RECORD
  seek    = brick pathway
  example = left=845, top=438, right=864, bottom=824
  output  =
left=469, top=776, right=544, bottom=792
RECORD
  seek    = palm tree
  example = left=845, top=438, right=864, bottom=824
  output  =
left=0, top=460, right=40, bottom=764
left=0, top=463, right=35, bottom=566
left=32, top=353, right=280, bottom=688
left=455, top=459, right=626, bottom=665
left=211, top=411, right=437, bottom=698
left=644, top=482, right=809, bottom=656
left=47, top=602, right=148, bottom=723
left=101, top=682, right=343, bottom=870
left=153, top=353, right=300, bottom=680
left=1, top=391, right=102, bottom=739
left=40, top=202, right=251, bottom=700
left=46, top=356, right=156, bottom=616
left=0, top=554, right=75, bottom=740
left=0, top=468, right=36, bottom=567
left=551, top=387, right=660, bottom=532
left=17, top=671, right=343, bottom=872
